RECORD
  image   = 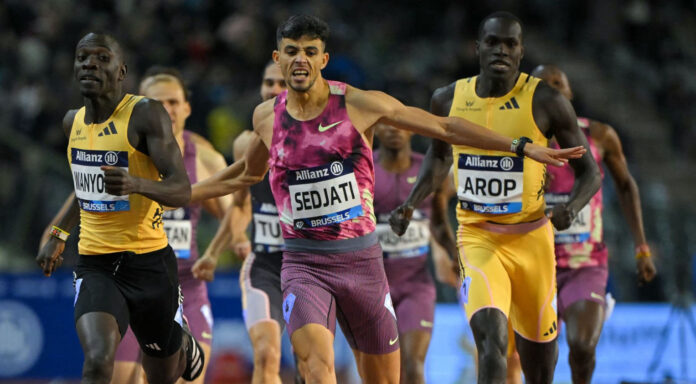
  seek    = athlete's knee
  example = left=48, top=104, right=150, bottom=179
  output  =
left=300, top=352, right=334, bottom=382
left=567, top=334, right=597, bottom=365
left=82, top=349, right=115, bottom=382
left=402, top=360, right=425, bottom=384
left=401, top=348, right=426, bottom=383
left=253, top=338, right=281, bottom=372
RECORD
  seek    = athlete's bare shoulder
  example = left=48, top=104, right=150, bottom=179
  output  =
left=586, top=119, right=612, bottom=142
left=532, top=80, right=575, bottom=137
left=63, top=109, right=79, bottom=138
left=252, top=97, right=275, bottom=148
left=188, top=131, right=216, bottom=150
left=431, top=81, right=457, bottom=116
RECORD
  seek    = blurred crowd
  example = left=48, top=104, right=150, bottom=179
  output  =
left=1, top=0, right=695, bottom=302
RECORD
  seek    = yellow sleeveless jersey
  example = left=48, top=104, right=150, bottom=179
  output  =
left=450, top=73, right=547, bottom=225
left=67, top=94, right=168, bottom=255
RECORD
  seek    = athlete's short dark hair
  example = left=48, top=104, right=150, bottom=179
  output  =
left=78, top=32, right=126, bottom=63
left=477, top=11, right=523, bottom=41
left=142, top=66, right=190, bottom=101
left=276, top=15, right=330, bottom=47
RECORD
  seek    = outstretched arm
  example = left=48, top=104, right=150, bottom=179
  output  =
left=598, top=122, right=655, bottom=283
left=103, top=99, right=191, bottom=207
left=346, top=86, right=585, bottom=166
left=536, top=84, right=601, bottom=230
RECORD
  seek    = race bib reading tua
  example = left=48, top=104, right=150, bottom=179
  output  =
left=546, top=193, right=591, bottom=243
left=375, top=211, right=430, bottom=258
left=253, top=202, right=283, bottom=253
left=162, top=207, right=192, bottom=258
left=288, top=159, right=364, bottom=229
left=70, top=148, right=129, bottom=212
left=457, top=154, right=523, bottom=214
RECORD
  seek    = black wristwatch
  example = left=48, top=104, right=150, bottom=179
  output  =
left=511, top=136, right=533, bottom=157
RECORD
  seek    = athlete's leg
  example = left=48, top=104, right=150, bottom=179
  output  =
left=556, top=265, right=609, bottom=384
left=398, top=331, right=431, bottom=384
left=112, top=328, right=143, bottom=384
left=240, top=252, right=285, bottom=383
left=291, top=324, right=336, bottom=384
left=470, top=308, right=509, bottom=384
left=505, top=321, right=522, bottom=384
left=351, top=349, right=400, bottom=384
left=514, top=334, right=558, bottom=384
left=564, top=300, right=603, bottom=384
left=506, top=350, right=522, bottom=384
left=112, top=362, right=144, bottom=384
left=249, top=320, right=282, bottom=384
left=76, top=312, right=122, bottom=384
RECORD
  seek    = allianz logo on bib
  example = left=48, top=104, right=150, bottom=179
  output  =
left=464, top=155, right=514, bottom=171
left=294, top=161, right=344, bottom=181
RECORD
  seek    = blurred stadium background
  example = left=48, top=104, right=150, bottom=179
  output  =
left=1, top=0, right=696, bottom=383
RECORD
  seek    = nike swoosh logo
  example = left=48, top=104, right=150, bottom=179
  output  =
left=420, top=320, right=433, bottom=328
left=590, top=292, right=605, bottom=302
left=318, top=120, right=343, bottom=132
left=201, top=331, right=212, bottom=339
left=407, top=176, right=417, bottom=184
left=389, top=336, right=399, bottom=346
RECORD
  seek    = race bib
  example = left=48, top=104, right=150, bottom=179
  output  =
left=71, top=148, right=129, bottom=212
left=253, top=202, right=283, bottom=253
left=457, top=154, right=523, bottom=214
left=375, top=211, right=430, bottom=258
left=163, top=208, right=192, bottom=258
left=288, top=159, right=364, bottom=229
left=546, top=193, right=591, bottom=243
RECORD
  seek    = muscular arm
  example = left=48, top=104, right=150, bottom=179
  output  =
left=112, top=99, right=191, bottom=207
left=597, top=123, right=647, bottom=246
left=190, top=102, right=272, bottom=203
left=534, top=83, right=601, bottom=228
left=402, top=85, right=455, bottom=210
left=430, top=173, right=457, bottom=259
left=346, top=85, right=584, bottom=165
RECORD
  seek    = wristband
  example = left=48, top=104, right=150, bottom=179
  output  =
left=50, top=225, right=70, bottom=242
left=635, top=244, right=651, bottom=259
left=511, top=136, right=533, bottom=157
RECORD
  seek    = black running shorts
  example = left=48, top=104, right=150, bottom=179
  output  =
left=73, top=245, right=183, bottom=357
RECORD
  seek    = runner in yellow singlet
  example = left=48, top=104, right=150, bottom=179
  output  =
left=35, top=33, right=205, bottom=383
left=390, top=12, right=602, bottom=384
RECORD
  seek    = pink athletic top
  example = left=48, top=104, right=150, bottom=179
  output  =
left=268, top=81, right=376, bottom=248
left=546, top=117, right=607, bottom=268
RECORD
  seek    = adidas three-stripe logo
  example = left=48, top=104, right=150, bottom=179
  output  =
left=145, top=343, right=161, bottom=351
left=499, top=97, right=520, bottom=110
left=98, top=122, right=118, bottom=136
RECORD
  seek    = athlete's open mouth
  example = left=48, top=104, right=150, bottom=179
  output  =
left=292, top=69, right=309, bottom=81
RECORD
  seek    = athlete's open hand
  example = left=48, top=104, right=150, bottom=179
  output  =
left=524, top=143, right=585, bottom=166
left=36, top=238, right=65, bottom=277
left=101, top=166, right=139, bottom=195
left=388, top=204, right=414, bottom=236
left=192, top=255, right=218, bottom=282
left=637, top=256, right=657, bottom=284
left=548, top=203, right=575, bottom=231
